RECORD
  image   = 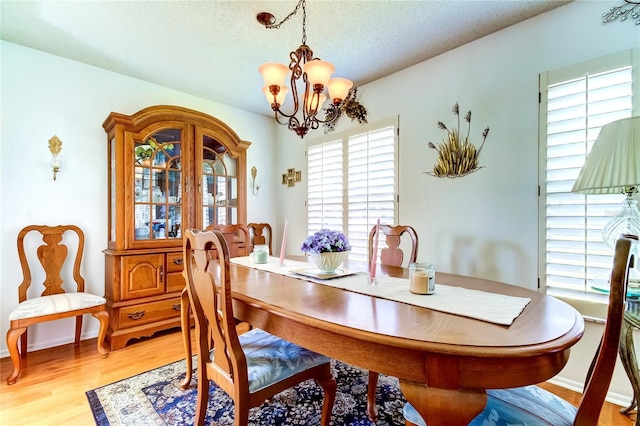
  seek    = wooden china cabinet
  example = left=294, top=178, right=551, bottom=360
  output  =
left=102, top=105, right=250, bottom=350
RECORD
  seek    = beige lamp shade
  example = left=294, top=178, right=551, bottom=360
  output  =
left=262, top=85, right=288, bottom=107
left=327, top=78, right=353, bottom=103
left=572, top=116, right=640, bottom=194
left=303, top=59, right=334, bottom=88
left=258, top=62, right=289, bottom=87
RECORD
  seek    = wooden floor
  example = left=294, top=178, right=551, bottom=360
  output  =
left=0, top=328, right=635, bottom=425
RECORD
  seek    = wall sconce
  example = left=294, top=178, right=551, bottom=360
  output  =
left=251, top=166, right=261, bottom=195
left=48, top=135, right=62, bottom=181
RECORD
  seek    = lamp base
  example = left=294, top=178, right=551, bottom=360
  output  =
left=602, top=195, right=640, bottom=249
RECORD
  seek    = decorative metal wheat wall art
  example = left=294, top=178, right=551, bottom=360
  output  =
left=426, top=103, right=490, bottom=178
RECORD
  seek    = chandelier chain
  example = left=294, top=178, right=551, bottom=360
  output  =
left=264, top=0, right=307, bottom=43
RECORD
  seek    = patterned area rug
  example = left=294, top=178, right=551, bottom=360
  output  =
left=86, top=358, right=406, bottom=425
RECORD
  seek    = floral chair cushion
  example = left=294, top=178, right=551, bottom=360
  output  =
left=403, top=385, right=577, bottom=426
left=210, top=328, right=331, bottom=393
left=9, top=293, right=106, bottom=320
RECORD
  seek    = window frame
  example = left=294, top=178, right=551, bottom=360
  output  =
left=538, top=48, right=639, bottom=303
left=305, top=116, right=399, bottom=262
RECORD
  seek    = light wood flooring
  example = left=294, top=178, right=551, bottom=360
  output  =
left=0, top=327, right=635, bottom=425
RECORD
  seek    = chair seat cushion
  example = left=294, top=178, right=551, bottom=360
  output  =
left=215, top=328, right=330, bottom=393
left=403, top=385, right=577, bottom=426
left=9, top=293, right=106, bottom=320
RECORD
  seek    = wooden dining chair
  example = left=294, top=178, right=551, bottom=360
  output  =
left=183, top=228, right=337, bottom=426
left=247, top=222, right=273, bottom=255
left=367, top=224, right=419, bottom=420
left=403, top=234, right=638, bottom=426
left=181, top=223, right=251, bottom=389
left=5, top=225, right=109, bottom=385
left=205, top=224, right=250, bottom=257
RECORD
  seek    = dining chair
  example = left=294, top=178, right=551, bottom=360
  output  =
left=181, top=223, right=251, bottom=389
left=367, top=224, right=419, bottom=420
left=5, top=224, right=109, bottom=385
left=403, top=234, right=638, bottom=426
left=248, top=222, right=273, bottom=255
left=205, top=224, right=250, bottom=257
left=183, top=228, right=337, bottom=426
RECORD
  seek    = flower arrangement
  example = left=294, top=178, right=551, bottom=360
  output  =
left=300, top=229, right=351, bottom=254
left=426, top=102, right=490, bottom=178
left=323, top=87, right=368, bottom=133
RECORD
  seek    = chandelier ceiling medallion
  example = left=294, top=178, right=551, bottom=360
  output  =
left=257, top=0, right=366, bottom=138
left=602, top=0, right=640, bottom=24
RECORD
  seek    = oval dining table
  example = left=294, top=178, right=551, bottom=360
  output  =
left=180, top=259, right=585, bottom=426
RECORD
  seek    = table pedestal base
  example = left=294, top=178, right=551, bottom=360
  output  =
left=400, top=380, right=487, bottom=426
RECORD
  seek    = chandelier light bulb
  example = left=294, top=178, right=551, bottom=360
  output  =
left=305, top=92, right=327, bottom=115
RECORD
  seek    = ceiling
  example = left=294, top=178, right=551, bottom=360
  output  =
left=1, top=0, right=572, bottom=117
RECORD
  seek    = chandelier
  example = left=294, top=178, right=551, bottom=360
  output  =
left=257, top=0, right=355, bottom=138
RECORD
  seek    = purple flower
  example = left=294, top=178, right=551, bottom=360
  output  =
left=300, top=229, right=351, bottom=254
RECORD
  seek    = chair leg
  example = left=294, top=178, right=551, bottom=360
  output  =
left=92, top=310, right=110, bottom=357
left=317, top=365, right=337, bottom=426
left=195, top=368, right=209, bottom=426
left=180, top=288, right=193, bottom=390
left=20, top=328, right=28, bottom=359
left=74, top=315, right=83, bottom=346
left=234, top=401, right=250, bottom=426
left=367, top=371, right=379, bottom=422
left=6, top=326, right=27, bottom=385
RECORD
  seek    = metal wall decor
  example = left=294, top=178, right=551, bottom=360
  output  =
left=602, top=0, right=640, bottom=24
left=426, top=102, right=490, bottom=179
left=282, top=168, right=302, bottom=187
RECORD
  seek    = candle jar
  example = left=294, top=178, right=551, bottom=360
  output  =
left=253, top=244, right=269, bottom=264
left=409, top=262, right=435, bottom=295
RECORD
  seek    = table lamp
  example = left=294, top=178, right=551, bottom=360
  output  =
left=571, top=116, right=640, bottom=249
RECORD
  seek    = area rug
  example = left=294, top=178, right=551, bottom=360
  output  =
left=86, top=357, right=406, bottom=425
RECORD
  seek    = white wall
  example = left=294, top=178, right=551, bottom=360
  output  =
left=274, top=0, right=640, bottom=406
left=0, top=41, right=278, bottom=357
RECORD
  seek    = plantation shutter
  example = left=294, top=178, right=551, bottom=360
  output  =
left=306, top=117, right=398, bottom=261
left=540, top=49, right=636, bottom=294
left=347, top=126, right=397, bottom=262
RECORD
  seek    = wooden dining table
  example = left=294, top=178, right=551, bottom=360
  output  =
left=180, top=259, right=584, bottom=426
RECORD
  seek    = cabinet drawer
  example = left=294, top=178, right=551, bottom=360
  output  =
left=119, top=298, right=182, bottom=329
left=166, top=271, right=186, bottom=294
left=167, top=252, right=185, bottom=273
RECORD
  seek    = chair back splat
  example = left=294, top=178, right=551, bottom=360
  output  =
left=369, top=224, right=418, bottom=267
left=248, top=223, right=273, bottom=255
left=183, top=229, right=336, bottom=426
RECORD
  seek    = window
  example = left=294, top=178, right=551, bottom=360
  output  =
left=539, top=49, right=638, bottom=296
left=307, top=117, right=398, bottom=262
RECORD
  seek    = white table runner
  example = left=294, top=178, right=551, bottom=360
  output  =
left=231, top=256, right=530, bottom=326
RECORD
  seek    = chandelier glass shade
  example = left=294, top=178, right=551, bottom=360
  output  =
left=257, top=0, right=353, bottom=138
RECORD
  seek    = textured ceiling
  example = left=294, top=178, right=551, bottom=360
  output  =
left=1, top=0, right=572, bottom=116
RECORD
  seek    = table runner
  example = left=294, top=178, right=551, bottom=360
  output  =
left=230, top=256, right=530, bottom=326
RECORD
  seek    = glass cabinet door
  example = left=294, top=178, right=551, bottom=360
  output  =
left=133, top=129, right=182, bottom=241
left=201, top=134, right=237, bottom=228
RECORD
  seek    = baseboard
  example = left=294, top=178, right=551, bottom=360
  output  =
left=548, top=376, right=633, bottom=408
left=0, top=330, right=98, bottom=359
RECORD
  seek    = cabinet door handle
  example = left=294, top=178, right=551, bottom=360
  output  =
left=174, top=258, right=184, bottom=265
left=128, top=311, right=145, bottom=320
left=159, top=265, right=164, bottom=282
left=172, top=304, right=181, bottom=311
